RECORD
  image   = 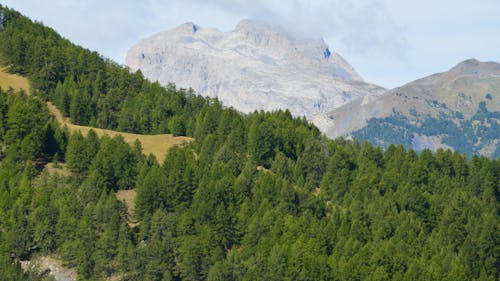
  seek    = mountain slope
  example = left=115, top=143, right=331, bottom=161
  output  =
left=324, top=59, right=500, bottom=157
left=126, top=20, right=385, bottom=119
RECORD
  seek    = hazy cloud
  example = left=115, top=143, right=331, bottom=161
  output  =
left=176, top=0, right=408, bottom=58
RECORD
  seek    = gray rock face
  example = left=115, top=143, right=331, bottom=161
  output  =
left=126, top=19, right=385, bottom=121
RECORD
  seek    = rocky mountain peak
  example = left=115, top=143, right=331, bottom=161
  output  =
left=176, top=22, right=198, bottom=33
left=231, top=19, right=293, bottom=53
left=228, top=19, right=360, bottom=80
left=126, top=20, right=382, bottom=121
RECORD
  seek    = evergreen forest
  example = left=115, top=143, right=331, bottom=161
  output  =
left=353, top=103, right=500, bottom=158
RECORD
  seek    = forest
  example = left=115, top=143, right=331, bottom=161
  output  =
left=353, top=102, right=500, bottom=158
left=0, top=5, right=499, bottom=281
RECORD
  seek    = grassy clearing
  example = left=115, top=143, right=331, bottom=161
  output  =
left=0, top=66, right=30, bottom=93
left=116, top=189, right=138, bottom=227
left=47, top=102, right=193, bottom=162
left=116, top=189, right=137, bottom=214
left=44, top=162, right=71, bottom=177
left=0, top=66, right=193, bottom=163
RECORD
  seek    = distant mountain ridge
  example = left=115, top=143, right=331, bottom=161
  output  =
left=126, top=19, right=385, bottom=119
left=325, top=59, right=500, bottom=157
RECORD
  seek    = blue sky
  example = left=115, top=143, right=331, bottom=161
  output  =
left=1, top=0, right=499, bottom=88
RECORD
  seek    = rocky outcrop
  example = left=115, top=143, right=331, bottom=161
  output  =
left=22, top=257, right=77, bottom=281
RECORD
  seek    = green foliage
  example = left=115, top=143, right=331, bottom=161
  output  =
left=354, top=106, right=500, bottom=158
left=248, top=117, right=275, bottom=167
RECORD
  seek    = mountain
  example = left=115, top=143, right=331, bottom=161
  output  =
left=324, top=59, right=500, bottom=157
left=126, top=20, right=385, bottom=119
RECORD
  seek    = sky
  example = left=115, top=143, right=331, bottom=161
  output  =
left=1, top=0, right=499, bottom=88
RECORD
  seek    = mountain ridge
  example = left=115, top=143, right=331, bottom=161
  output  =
left=323, top=58, right=500, bottom=138
left=326, top=58, right=500, bottom=157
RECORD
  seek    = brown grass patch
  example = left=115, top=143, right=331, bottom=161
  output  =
left=0, top=66, right=30, bottom=93
left=116, top=189, right=136, bottom=214
left=116, top=189, right=139, bottom=227
left=47, top=102, right=193, bottom=163
left=44, top=162, right=71, bottom=177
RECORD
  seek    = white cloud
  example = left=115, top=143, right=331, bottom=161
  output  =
left=178, top=0, right=408, bottom=58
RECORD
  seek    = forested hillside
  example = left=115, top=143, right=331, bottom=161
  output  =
left=325, top=59, right=500, bottom=158
left=0, top=5, right=498, bottom=281
left=353, top=105, right=500, bottom=158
